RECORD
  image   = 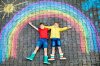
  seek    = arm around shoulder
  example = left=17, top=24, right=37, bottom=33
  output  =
left=44, top=26, right=52, bottom=29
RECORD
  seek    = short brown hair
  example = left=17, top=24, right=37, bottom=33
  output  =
left=39, top=23, right=44, bottom=25
left=54, top=22, right=59, bottom=24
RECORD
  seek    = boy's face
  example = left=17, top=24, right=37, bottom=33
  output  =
left=54, top=23, right=59, bottom=27
left=40, top=24, right=44, bottom=29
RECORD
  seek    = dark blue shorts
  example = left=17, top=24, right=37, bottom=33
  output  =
left=51, top=38, right=61, bottom=47
left=36, top=38, right=48, bottom=48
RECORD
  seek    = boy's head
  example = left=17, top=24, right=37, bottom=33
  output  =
left=39, top=23, right=45, bottom=29
left=53, top=22, right=59, bottom=27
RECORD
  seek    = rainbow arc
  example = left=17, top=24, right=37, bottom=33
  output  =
left=0, top=1, right=100, bottom=63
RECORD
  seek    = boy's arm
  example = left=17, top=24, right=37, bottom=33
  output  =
left=44, top=26, right=52, bottom=29
left=29, top=22, right=38, bottom=31
left=60, top=27, right=71, bottom=31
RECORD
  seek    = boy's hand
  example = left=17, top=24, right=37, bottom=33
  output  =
left=68, top=27, right=71, bottom=29
left=29, top=22, right=32, bottom=25
left=67, top=24, right=71, bottom=29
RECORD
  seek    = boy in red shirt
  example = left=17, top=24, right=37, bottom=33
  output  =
left=26, top=22, right=50, bottom=64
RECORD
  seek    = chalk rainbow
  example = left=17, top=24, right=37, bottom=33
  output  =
left=0, top=1, right=100, bottom=63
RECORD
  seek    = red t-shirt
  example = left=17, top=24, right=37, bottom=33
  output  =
left=38, top=28, right=48, bottom=39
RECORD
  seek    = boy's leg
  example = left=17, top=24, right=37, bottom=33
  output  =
left=43, top=48, right=50, bottom=64
left=43, top=39, right=50, bottom=64
left=49, top=39, right=56, bottom=61
left=26, top=47, right=39, bottom=61
left=44, top=48, right=47, bottom=56
left=26, top=39, right=41, bottom=61
left=57, top=39, right=66, bottom=60
left=52, top=47, right=56, bottom=55
left=58, top=47, right=63, bottom=54
left=33, top=47, right=39, bottom=54
left=48, top=47, right=55, bottom=61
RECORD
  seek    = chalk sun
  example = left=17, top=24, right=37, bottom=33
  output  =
left=0, top=0, right=28, bottom=19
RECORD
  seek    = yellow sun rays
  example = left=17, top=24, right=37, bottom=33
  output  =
left=0, top=0, right=28, bottom=19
